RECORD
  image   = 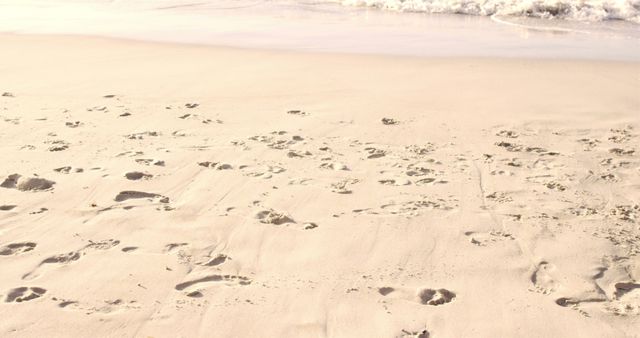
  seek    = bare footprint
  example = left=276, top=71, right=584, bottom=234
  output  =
left=5, top=287, right=47, bottom=303
left=23, top=240, right=119, bottom=280
left=0, top=242, right=36, bottom=256
left=164, top=242, right=189, bottom=253
left=530, top=261, right=558, bottom=295
left=464, top=230, right=514, bottom=246
left=417, top=288, right=457, bottom=305
left=135, top=158, right=165, bottom=166
left=1, top=174, right=55, bottom=192
left=174, top=274, right=252, bottom=292
left=22, top=251, right=82, bottom=280
left=399, top=328, right=430, bottom=338
left=84, top=239, right=120, bottom=251
left=124, top=172, right=153, bottom=180
left=114, top=191, right=169, bottom=203
left=378, top=286, right=456, bottom=306
left=200, top=254, right=229, bottom=267
left=255, top=209, right=295, bottom=225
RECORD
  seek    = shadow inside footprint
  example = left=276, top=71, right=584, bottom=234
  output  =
left=378, top=287, right=395, bottom=296
left=175, top=274, right=251, bottom=291
left=124, top=172, right=152, bottom=180
left=203, top=254, right=228, bottom=267
left=115, top=191, right=169, bottom=203
left=614, top=282, right=640, bottom=299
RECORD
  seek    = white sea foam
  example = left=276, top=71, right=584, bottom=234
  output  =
left=338, top=0, right=640, bottom=23
left=0, top=0, right=638, bottom=60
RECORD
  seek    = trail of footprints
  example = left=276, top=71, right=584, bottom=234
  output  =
left=2, top=239, right=121, bottom=306
left=3, top=239, right=253, bottom=308
left=472, top=124, right=640, bottom=317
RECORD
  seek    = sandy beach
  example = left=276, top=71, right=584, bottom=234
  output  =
left=0, top=28, right=639, bottom=338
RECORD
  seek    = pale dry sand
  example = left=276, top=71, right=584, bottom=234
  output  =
left=0, top=34, right=639, bottom=337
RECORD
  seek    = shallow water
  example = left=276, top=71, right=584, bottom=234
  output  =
left=0, top=0, right=638, bottom=60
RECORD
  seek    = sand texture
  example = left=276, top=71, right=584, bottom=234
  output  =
left=0, top=35, right=639, bottom=337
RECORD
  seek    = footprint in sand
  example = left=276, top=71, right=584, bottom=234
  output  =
left=287, top=110, right=308, bottom=116
left=381, top=117, right=399, bottom=125
left=609, top=148, right=635, bottom=156
left=47, top=140, right=69, bottom=152
left=52, top=296, right=140, bottom=314
left=83, top=239, right=120, bottom=251
left=135, top=158, right=165, bottom=166
left=609, top=205, right=639, bottom=223
left=1, top=174, right=55, bottom=192
left=0, top=242, right=37, bottom=256
left=398, top=329, right=430, bottom=338
left=319, top=161, right=349, bottom=171
left=54, top=166, right=83, bottom=174
left=530, top=261, right=558, bottom=295
left=417, top=288, right=457, bottom=305
left=374, top=197, right=457, bottom=217
left=485, top=192, right=513, bottom=203
left=65, top=121, right=82, bottom=128
left=604, top=282, right=640, bottom=316
left=255, top=209, right=295, bottom=225
left=378, top=286, right=456, bottom=306
left=126, top=131, right=160, bottom=140
left=406, top=144, right=436, bottom=156
left=198, top=161, right=234, bottom=170
left=199, top=254, right=229, bottom=267
left=496, top=130, right=519, bottom=138
left=5, top=287, right=47, bottom=303
left=364, top=147, right=386, bottom=159
left=490, top=169, right=515, bottom=176
left=0, top=205, right=17, bottom=211
left=114, top=191, right=169, bottom=203
left=330, top=179, right=359, bottom=194
left=287, top=150, right=311, bottom=158
left=22, top=240, right=119, bottom=280
left=545, top=181, right=567, bottom=191
left=164, top=243, right=189, bottom=253
left=242, top=165, right=286, bottom=179
left=414, top=177, right=448, bottom=185
left=22, top=252, right=82, bottom=280
left=124, top=171, right=153, bottom=180
left=378, top=178, right=411, bottom=186
left=405, top=162, right=436, bottom=176
left=174, top=274, right=252, bottom=295
left=464, top=231, right=514, bottom=246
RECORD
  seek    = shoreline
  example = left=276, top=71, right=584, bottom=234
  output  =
left=1, top=1, right=639, bottom=62
left=2, top=32, right=639, bottom=67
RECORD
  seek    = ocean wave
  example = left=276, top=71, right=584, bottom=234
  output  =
left=338, top=0, right=640, bottom=23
